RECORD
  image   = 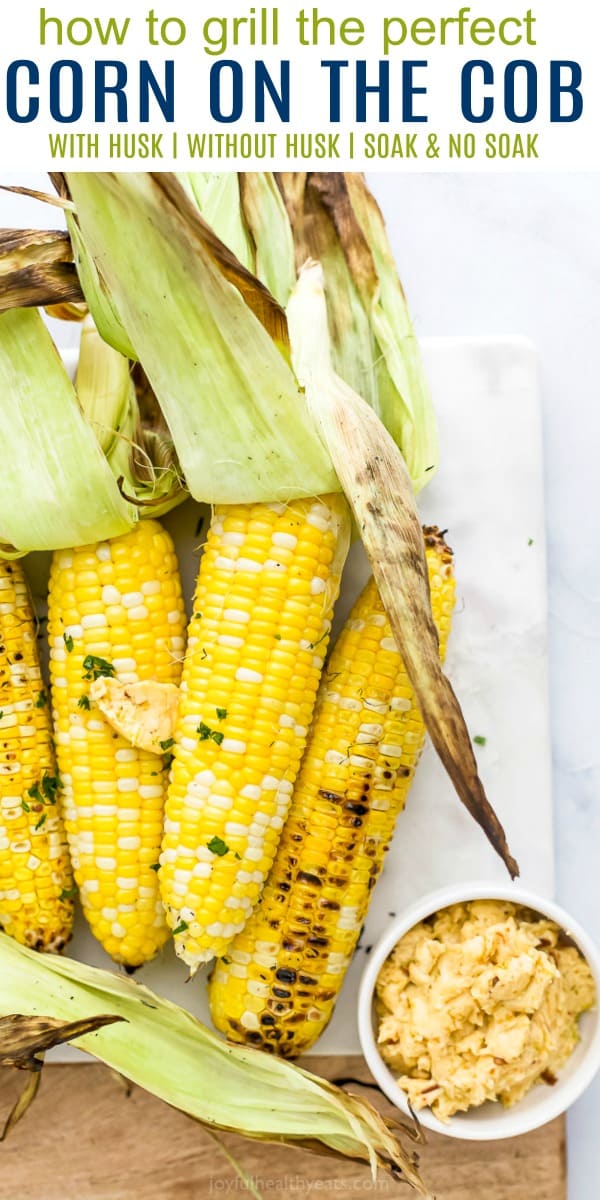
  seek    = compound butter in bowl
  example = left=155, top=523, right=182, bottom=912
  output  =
left=358, top=882, right=600, bottom=1140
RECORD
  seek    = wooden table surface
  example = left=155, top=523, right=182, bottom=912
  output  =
left=0, top=1057, right=566, bottom=1200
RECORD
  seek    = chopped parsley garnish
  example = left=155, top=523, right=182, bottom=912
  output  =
left=215, top=707, right=227, bottom=721
left=197, top=722, right=224, bottom=746
left=41, top=773, right=60, bottom=804
left=77, top=694, right=91, bottom=710
left=528, top=537, right=534, bottom=547
left=473, top=735, right=487, bottom=747
left=34, top=813, right=47, bottom=831
left=193, top=612, right=202, bottom=621
left=172, top=920, right=189, bottom=936
left=28, top=772, right=61, bottom=807
left=149, top=863, right=160, bottom=872
left=59, top=886, right=78, bottom=902
left=82, top=655, right=116, bottom=681
left=162, top=753, right=174, bottom=771
left=159, top=738, right=175, bottom=752
left=274, top=633, right=281, bottom=641
left=63, top=633, right=74, bottom=653
left=220, top=955, right=232, bottom=965
left=35, top=690, right=48, bottom=709
left=21, top=799, right=30, bottom=813
left=207, top=836, right=230, bottom=857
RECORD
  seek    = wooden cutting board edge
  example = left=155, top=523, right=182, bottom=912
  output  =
left=0, top=1058, right=566, bottom=1200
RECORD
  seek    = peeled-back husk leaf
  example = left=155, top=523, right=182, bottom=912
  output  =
left=0, top=934, right=429, bottom=1193
left=287, top=262, right=518, bottom=878
left=271, top=173, right=381, bottom=429
left=178, top=173, right=256, bottom=273
left=345, top=174, right=438, bottom=491
left=64, top=172, right=338, bottom=505
left=276, top=174, right=438, bottom=494
left=0, top=307, right=136, bottom=555
left=67, top=214, right=137, bottom=360
left=238, top=173, right=297, bottom=305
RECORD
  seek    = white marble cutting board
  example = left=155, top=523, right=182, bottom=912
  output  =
left=40, top=334, right=552, bottom=1060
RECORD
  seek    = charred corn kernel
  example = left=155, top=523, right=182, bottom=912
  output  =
left=0, top=560, right=74, bottom=952
left=160, top=496, right=351, bottom=970
left=209, top=526, right=455, bottom=1055
left=48, top=520, right=186, bottom=968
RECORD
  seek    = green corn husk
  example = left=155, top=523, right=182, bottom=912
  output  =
left=237, top=173, right=297, bottom=305
left=0, top=303, right=186, bottom=555
left=178, top=173, right=256, bottom=273
left=180, top=172, right=437, bottom=493
left=16, top=173, right=434, bottom=494
left=60, top=171, right=435, bottom=498
left=68, top=214, right=136, bottom=360
left=275, top=174, right=438, bottom=493
left=0, top=934, right=428, bottom=1194
left=63, top=171, right=337, bottom=504
left=0, top=307, right=136, bottom=555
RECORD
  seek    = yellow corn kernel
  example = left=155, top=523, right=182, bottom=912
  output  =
left=209, top=527, right=455, bottom=1055
left=160, top=496, right=351, bottom=970
left=48, top=519, right=186, bottom=968
left=0, top=559, right=74, bottom=951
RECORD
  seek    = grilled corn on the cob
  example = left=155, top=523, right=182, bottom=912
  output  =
left=0, top=560, right=74, bottom=951
left=48, top=519, right=186, bottom=968
left=209, top=527, right=455, bottom=1054
left=160, top=496, right=350, bottom=970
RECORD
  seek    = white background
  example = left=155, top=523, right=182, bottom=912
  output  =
left=0, top=171, right=598, bottom=1195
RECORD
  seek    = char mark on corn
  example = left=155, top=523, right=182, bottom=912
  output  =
left=209, top=526, right=455, bottom=1054
left=0, top=560, right=74, bottom=952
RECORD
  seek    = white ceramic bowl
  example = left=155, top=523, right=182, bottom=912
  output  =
left=358, top=881, right=600, bottom=1140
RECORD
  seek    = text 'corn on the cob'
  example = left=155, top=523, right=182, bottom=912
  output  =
left=209, top=527, right=455, bottom=1055
left=48, top=520, right=186, bottom=968
left=160, top=496, right=351, bottom=970
left=0, top=560, right=74, bottom=951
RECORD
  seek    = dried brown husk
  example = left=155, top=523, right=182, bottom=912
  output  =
left=0, top=227, right=84, bottom=313
left=0, top=1013, right=124, bottom=1139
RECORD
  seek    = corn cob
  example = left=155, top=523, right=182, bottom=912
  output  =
left=48, top=520, right=186, bottom=968
left=209, top=527, right=455, bottom=1055
left=0, top=560, right=74, bottom=951
left=160, top=496, right=350, bottom=970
